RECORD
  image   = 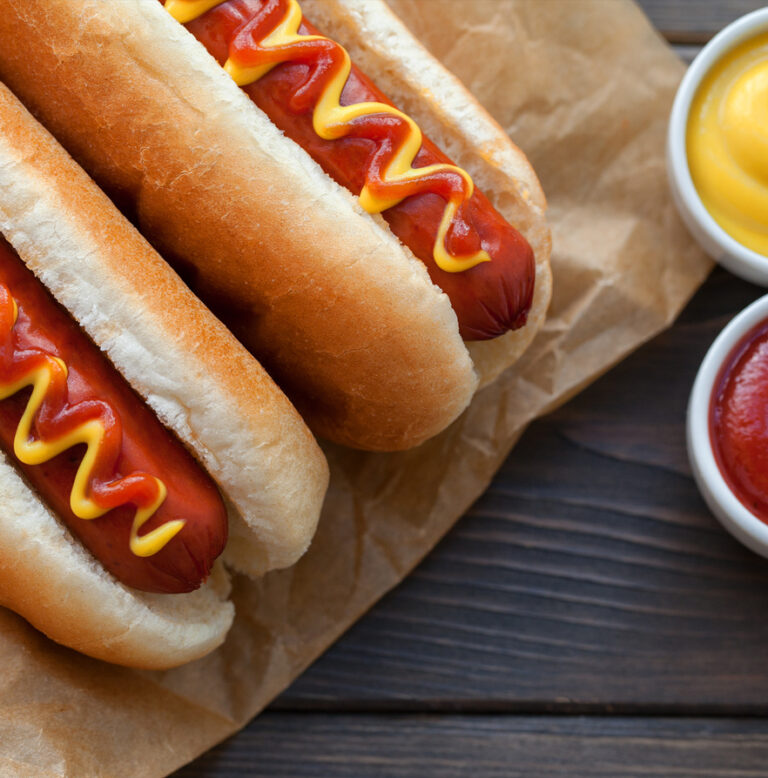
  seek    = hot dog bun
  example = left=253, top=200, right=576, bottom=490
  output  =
left=0, top=0, right=551, bottom=450
left=0, top=83, right=329, bottom=668
left=304, top=0, right=552, bottom=388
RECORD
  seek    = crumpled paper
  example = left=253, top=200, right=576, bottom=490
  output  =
left=0, top=1, right=710, bottom=775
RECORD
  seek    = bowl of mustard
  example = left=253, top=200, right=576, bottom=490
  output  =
left=668, top=8, right=768, bottom=284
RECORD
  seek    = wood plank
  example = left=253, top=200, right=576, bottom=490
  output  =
left=274, top=270, right=768, bottom=710
left=176, top=714, right=768, bottom=777
left=673, top=44, right=702, bottom=64
left=637, top=0, right=764, bottom=43
left=177, top=4, right=764, bottom=776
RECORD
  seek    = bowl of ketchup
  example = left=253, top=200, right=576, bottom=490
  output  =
left=689, top=294, right=768, bottom=557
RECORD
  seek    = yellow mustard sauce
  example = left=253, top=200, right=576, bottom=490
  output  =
left=0, top=290, right=182, bottom=558
left=687, top=33, right=768, bottom=256
left=164, top=0, right=489, bottom=272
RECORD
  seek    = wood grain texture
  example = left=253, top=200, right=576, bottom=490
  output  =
left=176, top=1, right=768, bottom=775
left=674, top=44, right=703, bottom=65
left=177, top=714, right=768, bottom=777
left=274, top=271, right=768, bottom=710
left=640, top=0, right=764, bottom=43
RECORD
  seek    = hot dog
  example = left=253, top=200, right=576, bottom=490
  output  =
left=0, top=239, right=228, bottom=594
left=0, top=82, right=328, bottom=668
left=0, top=0, right=552, bottom=450
left=176, top=0, right=535, bottom=342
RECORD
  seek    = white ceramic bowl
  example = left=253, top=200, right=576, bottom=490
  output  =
left=688, top=294, right=768, bottom=557
left=667, top=8, right=768, bottom=285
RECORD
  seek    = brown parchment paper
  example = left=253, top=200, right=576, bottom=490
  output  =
left=0, top=1, right=712, bottom=775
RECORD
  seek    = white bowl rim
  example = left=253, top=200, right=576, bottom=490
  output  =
left=689, top=293, right=768, bottom=553
left=668, top=7, right=768, bottom=272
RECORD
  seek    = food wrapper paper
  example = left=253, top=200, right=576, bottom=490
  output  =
left=0, top=1, right=711, bottom=775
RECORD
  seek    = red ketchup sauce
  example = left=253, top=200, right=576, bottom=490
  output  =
left=174, top=0, right=535, bottom=340
left=711, top=319, right=768, bottom=523
left=0, top=238, right=228, bottom=593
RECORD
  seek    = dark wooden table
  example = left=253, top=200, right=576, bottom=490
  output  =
left=178, top=2, right=768, bottom=775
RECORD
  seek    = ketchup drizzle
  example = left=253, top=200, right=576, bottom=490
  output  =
left=169, top=0, right=537, bottom=340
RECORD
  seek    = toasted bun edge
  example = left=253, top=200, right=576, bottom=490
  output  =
left=0, top=0, right=479, bottom=451
left=0, top=82, right=330, bottom=578
left=304, top=0, right=553, bottom=387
